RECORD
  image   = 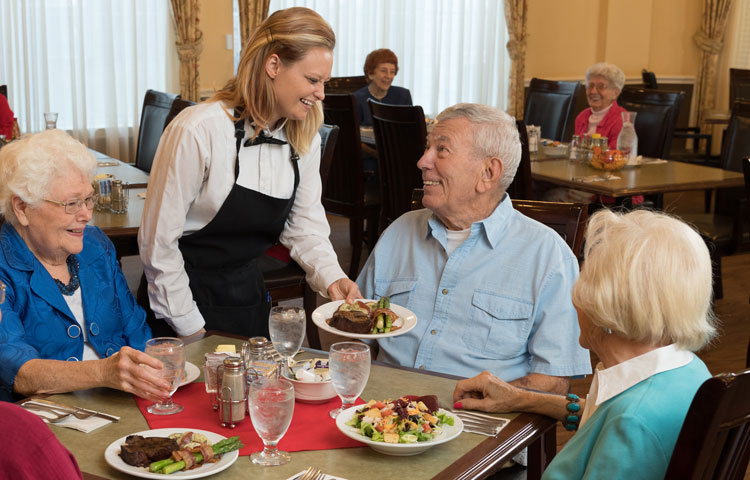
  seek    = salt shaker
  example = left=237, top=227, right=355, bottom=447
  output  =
left=219, top=356, right=246, bottom=427
left=111, top=180, right=127, bottom=214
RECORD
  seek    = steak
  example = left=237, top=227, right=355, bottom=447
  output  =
left=329, top=309, right=373, bottom=334
left=119, top=435, right=180, bottom=467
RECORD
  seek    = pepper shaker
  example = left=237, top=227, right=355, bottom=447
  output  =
left=218, top=357, right=246, bottom=428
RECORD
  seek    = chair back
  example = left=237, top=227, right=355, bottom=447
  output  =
left=321, top=94, right=365, bottom=212
left=325, top=76, right=368, bottom=94
left=318, top=123, right=339, bottom=194
left=524, top=78, right=583, bottom=142
left=410, top=190, right=586, bottom=254
left=729, top=68, right=750, bottom=105
left=135, top=89, right=180, bottom=173
left=507, top=119, right=534, bottom=200
left=163, top=98, right=196, bottom=131
left=368, top=100, right=427, bottom=230
left=618, top=88, right=684, bottom=159
left=0, top=85, right=7, bottom=100
left=713, top=101, right=750, bottom=216
left=664, top=370, right=750, bottom=480
left=642, top=69, right=658, bottom=89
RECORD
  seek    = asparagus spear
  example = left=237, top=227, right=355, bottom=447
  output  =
left=149, top=436, right=242, bottom=474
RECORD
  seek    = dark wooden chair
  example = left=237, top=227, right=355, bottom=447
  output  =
left=163, top=98, right=196, bottom=130
left=680, top=103, right=750, bottom=299
left=261, top=123, right=340, bottom=351
left=618, top=87, right=684, bottom=160
left=507, top=119, right=534, bottom=201
left=0, top=85, right=7, bottom=100
left=730, top=68, right=750, bottom=105
left=664, top=370, right=750, bottom=479
left=368, top=100, right=427, bottom=232
left=322, top=93, right=379, bottom=278
left=524, top=78, right=583, bottom=142
left=325, top=75, right=368, bottom=94
left=411, top=189, right=587, bottom=255
left=134, top=89, right=180, bottom=173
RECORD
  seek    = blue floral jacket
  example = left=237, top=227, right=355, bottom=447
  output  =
left=0, top=223, right=151, bottom=401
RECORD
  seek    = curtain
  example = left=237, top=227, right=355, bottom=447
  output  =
left=267, top=0, right=509, bottom=117
left=694, top=0, right=734, bottom=128
left=171, top=0, right=203, bottom=101
left=0, top=0, right=177, bottom=162
left=504, top=0, right=528, bottom=119
left=238, top=0, right=271, bottom=48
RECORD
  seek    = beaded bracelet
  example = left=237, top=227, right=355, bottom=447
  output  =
left=564, top=393, right=581, bottom=431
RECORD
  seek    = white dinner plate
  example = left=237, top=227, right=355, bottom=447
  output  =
left=335, top=405, right=463, bottom=456
left=312, top=299, right=418, bottom=339
left=180, top=361, right=200, bottom=387
left=104, top=428, right=238, bottom=479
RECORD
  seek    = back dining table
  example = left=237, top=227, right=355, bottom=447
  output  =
left=39, top=332, right=557, bottom=480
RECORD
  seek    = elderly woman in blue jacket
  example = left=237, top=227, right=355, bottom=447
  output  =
left=0, top=129, right=171, bottom=403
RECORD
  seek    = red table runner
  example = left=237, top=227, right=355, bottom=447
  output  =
left=135, top=383, right=365, bottom=456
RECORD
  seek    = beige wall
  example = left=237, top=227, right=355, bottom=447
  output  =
left=526, top=0, right=702, bottom=81
left=198, top=0, right=235, bottom=96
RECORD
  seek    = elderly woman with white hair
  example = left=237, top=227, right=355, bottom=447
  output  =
left=453, top=209, right=716, bottom=479
left=575, top=62, right=627, bottom=149
left=0, top=130, right=171, bottom=403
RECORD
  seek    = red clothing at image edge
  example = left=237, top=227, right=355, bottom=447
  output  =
left=0, top=402, right=83, bottom=479
left=0, top=94, right=14, bottom=139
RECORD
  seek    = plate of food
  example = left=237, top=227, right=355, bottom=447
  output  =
left=335, top=395, right=463, bottom=456
left=312, top=297, right=417, bottom=339
left=541, top=140, right=568, bottom=157
left=179, top=361, right=200, bottom=387
left=104, top=428, right=241, bottom=479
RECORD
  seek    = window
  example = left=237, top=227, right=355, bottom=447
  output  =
left=234, top=0, right=509, bottom=117
left=0, top=0, right=178, bottom=162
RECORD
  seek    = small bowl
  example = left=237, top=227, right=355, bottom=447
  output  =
left=281, top=372, right=337, bottom=404
left=542, top=144, right=568, bottom=157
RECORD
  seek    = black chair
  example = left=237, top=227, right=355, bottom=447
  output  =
left=524, top=78, right=584, bottom=142
left=368, top=100, right=427, bottom=232
left=618, top=88, right=684, bottom=159
left=664, top=370, right=750, bottom=479
left=325, top=76, right=368, bottom=94
left=0, top=85, right=7, bottom=100
left=322, top=93, right=379, bottom=278
left=163, top=98, right=196, bottom=130
left=134, top=89, right=180, bottom=173
left=507, top=119, right=534, bottom=201
left=730, top=68, right=750, bottom=105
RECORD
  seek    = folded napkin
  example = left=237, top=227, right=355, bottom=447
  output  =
left=626, top=155, right=668, bottom=166
left=135, top=382, right=365, bottom=456
left=573, top=174, right=621, bottom=183
left=24, top=405, right=113, bottom=433
left=286, top=471, right=347, bottom=480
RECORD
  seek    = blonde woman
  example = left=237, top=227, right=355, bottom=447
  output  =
left=139, top=7, right=361, bottom=339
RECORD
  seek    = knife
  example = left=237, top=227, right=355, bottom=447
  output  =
left=23, top=398, right=120, bottom=423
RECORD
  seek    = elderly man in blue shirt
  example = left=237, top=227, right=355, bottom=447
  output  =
left=356, top=103, right=591, bottom=393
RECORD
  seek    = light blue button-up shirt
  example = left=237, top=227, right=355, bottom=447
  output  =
left=357, top=197, right=591, bottom=380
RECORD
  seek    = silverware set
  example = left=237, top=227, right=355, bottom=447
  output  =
left=20, top=399, right=120, bottom=423
left=449, top=408, right=510, bottom=436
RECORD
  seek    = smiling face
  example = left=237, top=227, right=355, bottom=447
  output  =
left=14, top=170, right=93, bottom=265
left=368, top=62, right=397, bottom=93
left=417, top=117, right=487, bottom=229
left=266, top=46, right=333, bottom=126
left=586, top=75, right=620, bottom=112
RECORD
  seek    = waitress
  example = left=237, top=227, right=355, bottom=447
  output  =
left=138, top=7, right=361, bottom=338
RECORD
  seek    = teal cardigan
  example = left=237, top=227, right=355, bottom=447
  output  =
left=542, top=355, right=710, bottom=480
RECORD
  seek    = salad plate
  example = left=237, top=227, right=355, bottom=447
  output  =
left=104, top=428, right=238, bottom=479
left=312, top=299, right=418, bottom=339
left=335, top=405, right=463, bottom=456
left=179, top=361, right=200, bottom=387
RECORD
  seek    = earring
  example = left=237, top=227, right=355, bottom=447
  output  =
left=604, top=328, right=612, bottom=335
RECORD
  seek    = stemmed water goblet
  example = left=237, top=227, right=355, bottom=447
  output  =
left=247, top=377, right=295, bottom=466
left=144, top=337, right=186, bottom=415
left=268, top=306, right=306, bottom=377
left=328, top=342, right=371, bottom=418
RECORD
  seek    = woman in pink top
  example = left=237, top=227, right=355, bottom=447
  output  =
left=574, top=63, right=626, bottom=150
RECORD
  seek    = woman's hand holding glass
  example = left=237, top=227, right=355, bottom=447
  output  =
left=143, top=337, right=186, bottom=415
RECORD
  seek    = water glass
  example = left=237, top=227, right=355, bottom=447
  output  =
left=328, top=342, right=370, bottom=418
left=268, top=306, right=306, bottom=375
left=44, top=112, right=58, bottom=130
left=247, top=377, right=294, bottom=466
left=145, top=337, right=186, bottom=415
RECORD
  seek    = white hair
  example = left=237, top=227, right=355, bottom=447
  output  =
left=586, top=62, right=626, bottom=92
left=572, top=209, right=717, bottom=351
left=436, top=103, right=521, bottom=191
left=0, top=129, right=97, bottom=225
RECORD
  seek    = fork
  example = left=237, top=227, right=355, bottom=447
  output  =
left=25, top=404, right=96, bottom=422
left=297, top=467, right=321, bottom=480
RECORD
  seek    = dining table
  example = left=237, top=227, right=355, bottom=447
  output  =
left=530, top=153, right=744, bottom=199
left=41, top=332, right=557, bottom=480
left=91, top=149, right=149, bottom=189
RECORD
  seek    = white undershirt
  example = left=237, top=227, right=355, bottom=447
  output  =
left=62, top=289, right=100, bottom=361
left=587, top=103, right=613, bottom=135
left=445, top=228, right=471, bottom=255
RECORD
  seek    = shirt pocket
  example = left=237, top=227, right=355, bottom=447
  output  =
left=374, top=278, right=418, bottom=311
left=463, top=290, right=534, bottom=359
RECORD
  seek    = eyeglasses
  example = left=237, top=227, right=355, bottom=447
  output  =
left=0, top=281, right=5, bottom=304
left=586, top=82, right=611, bottom=92
left=44, top=194, right=99, bottom=214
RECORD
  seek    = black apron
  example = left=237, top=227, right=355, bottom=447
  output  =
left=177, top=114, right=300, bottom=337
